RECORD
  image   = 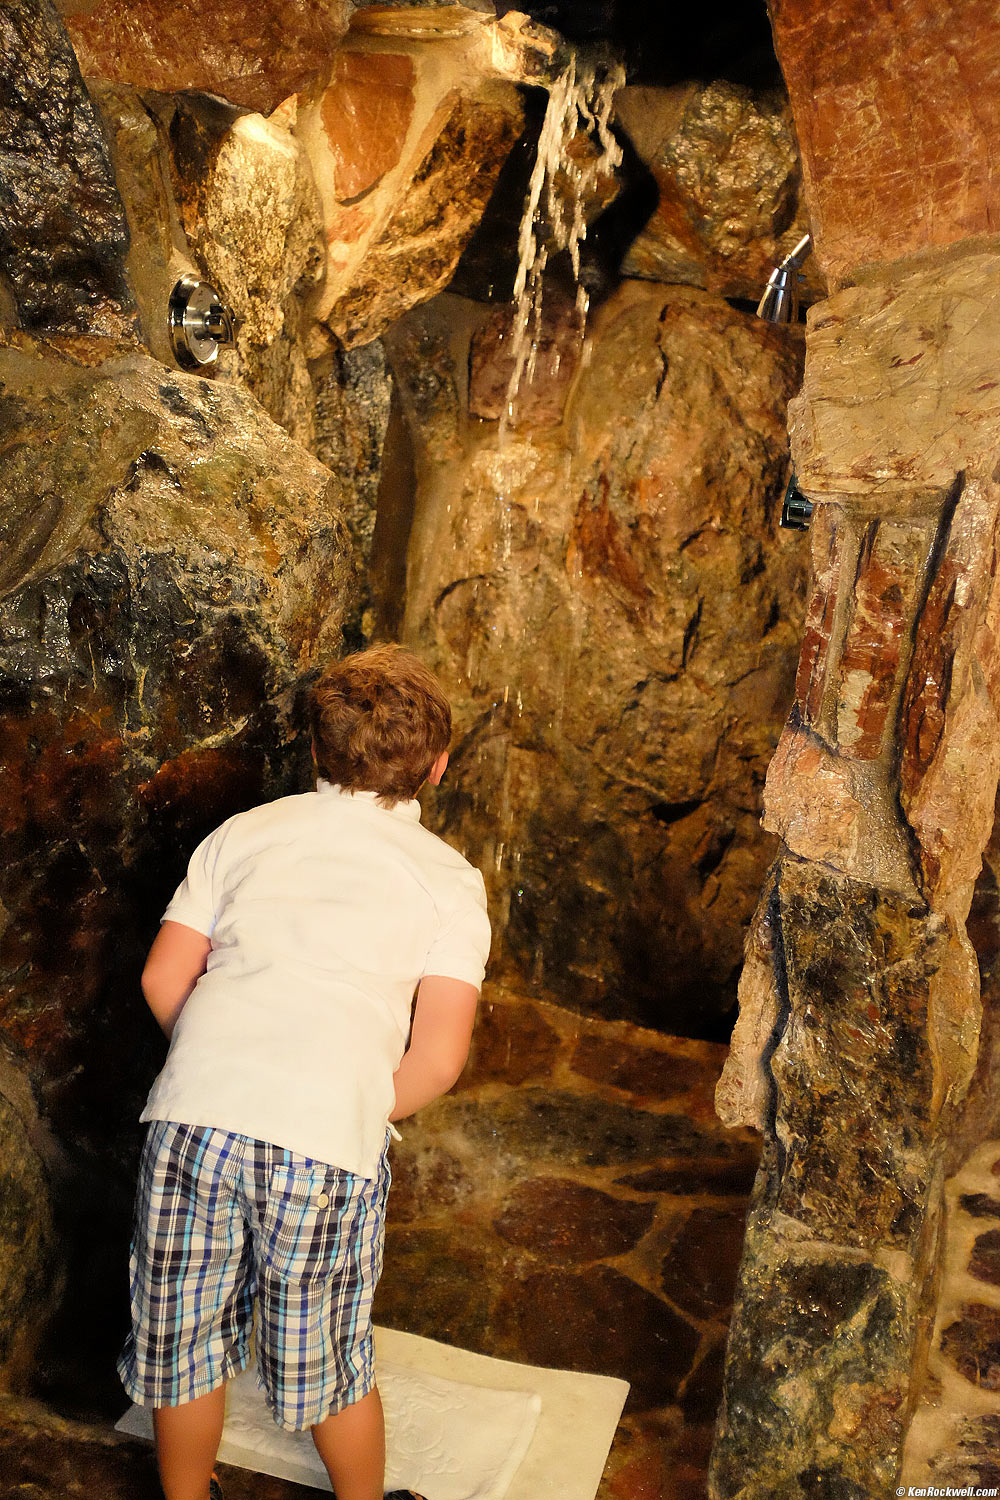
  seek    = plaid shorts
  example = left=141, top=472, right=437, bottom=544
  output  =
left=117, top=1120, right=390, bottom=1431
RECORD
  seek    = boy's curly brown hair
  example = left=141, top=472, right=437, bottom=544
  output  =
left=308, top=644, right=452, bottom=807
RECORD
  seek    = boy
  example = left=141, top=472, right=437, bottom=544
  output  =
left=118, top=644, right=491, bottom=1500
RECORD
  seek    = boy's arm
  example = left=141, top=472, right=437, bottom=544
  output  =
left=141, top=920, right=212, bottom=1039
left=389, top=975, right=479, bottom=1122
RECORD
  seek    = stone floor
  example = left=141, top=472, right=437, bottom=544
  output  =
left=2, top=988, right=759, bottom=1499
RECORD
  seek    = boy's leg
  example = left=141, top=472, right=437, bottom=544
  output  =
left=310, top=1385, right=385, bottom=1500
left=153, top=1385, right=227, bottom=1500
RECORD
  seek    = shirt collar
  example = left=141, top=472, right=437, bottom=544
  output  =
left=316, top=779, right=423, bottom=822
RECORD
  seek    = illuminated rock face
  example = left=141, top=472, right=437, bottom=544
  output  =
left=57, top=0, right=353, bottom=115
left=616, top=80, right=824, bottom=305
left=391, top=283, right=807, bottom=1039
left=0, top=350, right=356, bottom=1388
left=711, top=253, right=1000, bottom=1500
left=767, top=0, right=1000, bottom=287
left=301, top=39, right=523, bottom=349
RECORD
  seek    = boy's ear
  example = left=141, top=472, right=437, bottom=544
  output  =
left=427, top=750, right=449, bottom=786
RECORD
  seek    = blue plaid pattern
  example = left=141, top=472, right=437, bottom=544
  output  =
left=118, top=1120, right=390, bottom=1431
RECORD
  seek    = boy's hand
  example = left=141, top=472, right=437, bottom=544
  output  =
left=142, top=920, right=212, bottom=1038
left=389, top=975, right=479, bottom=1122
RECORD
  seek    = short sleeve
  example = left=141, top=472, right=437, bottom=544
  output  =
left=421, top=866, right=491, bottom=990
left=161, top=820, right=232, bottom=938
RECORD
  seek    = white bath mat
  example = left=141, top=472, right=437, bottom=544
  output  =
left=116, top=1325, right=629, bottom=1500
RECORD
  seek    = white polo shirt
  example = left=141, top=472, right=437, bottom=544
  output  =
left=140, top=780, right=491, bottom=1178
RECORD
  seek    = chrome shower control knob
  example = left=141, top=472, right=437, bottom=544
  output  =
left=168, top=275, right=237, bottom=370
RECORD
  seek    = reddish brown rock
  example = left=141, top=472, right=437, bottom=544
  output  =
left=834, top=518, right=926, bottom=758
left=768, top=0, right=1000, bottom=285
left=377, top=1228, right=494, bottom=1352
left=0, top=1396, right=316, bottom=1498
left=616, top=1155, right=759, bottom=1197
left=59, top=0, right=352, bottom=115
left=900, top=473, right=1000, bottom=911
left=494, top=1178, right=655, bottom=1262
left=969, top=1229, right=1000, bottom=1287
left=300, top=36, right=523, bottom=349
left=397, top=284, right=807, bottom=1036
left=660, top=1206, right=748, bottom=1320
left=792, top=502, right=842, bottom=726
left=454, top=994, right=561, bottom=1092
left=570, top=1033, right=715, bottom=1101
left=493, top=1264, right=701, bottom=1411
left=940, top=1304, right=1000, bottom=1390
left=321, top=51, right=416, bottom=203
left=679, top=1334, right=728, bottom=1423
left=960, top=1194, right=1000, bottom=1219
left=468, top=294, right=582, bottom=428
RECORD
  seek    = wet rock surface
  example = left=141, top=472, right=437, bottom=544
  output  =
left=0, top=0, right=135, bottom=337
left=615, top=80, right=823, bottom=305
left=302, top=37, right=523, bottom=348
left=0, top=1395, right=319, bottom=1499
left=0, top=1057, right=58, bottom=1383
left=0, top=347, right=355, bottom=1393
left=395, top=283, right=807, bottom=1040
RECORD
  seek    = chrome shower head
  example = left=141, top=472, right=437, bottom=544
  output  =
left=756, top=233, right=812, bottom=324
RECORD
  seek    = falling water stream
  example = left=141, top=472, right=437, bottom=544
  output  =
left=500, top=55, right=625, bottom=437
left=484, top=54, right=625, bottom=926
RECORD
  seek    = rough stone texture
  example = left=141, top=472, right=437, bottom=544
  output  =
left=58, top=0, right=353, bottom=116
left=86, top=85, right=190, bottom=368
left=165, top=93, right=326, bottom=446
left=768, top=0, right=1000, bottom=287
left=311, top=340, right=393, bottom=587
left=714, top=1235, right=911, bottom=1500
left=468, top=292, right=582, bottom=428
left=0, top=346, right=355, bottom=1393
left=393, top=284, right=807, bottom=1039
left=713, top=235, right=1000, bottom=1491
left=789, top=247, right=1000, bottom=497
left=899, top=475, right=1000, bottom=915
left=0, top=0, right=135, bottom=337
left=0, top=1055, right=58, bottom=1385
left=711, top=854, right=979, bottom=1493
left=940, top=1304, right=1000, bottom=1390
left=376, top=988, right=761, bottom=1489
left=298, top=34, right=524, bottom=348
left=615, top=81, right=825, bottom=305
left=0, top=1394, right=320, bottom=1498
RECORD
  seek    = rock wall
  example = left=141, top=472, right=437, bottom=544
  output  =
left=391, top=283, right=808, bottom=1040
left=0, top=0, right=364, bottom=1400
left=710, top=0, right=1000, bottom=1490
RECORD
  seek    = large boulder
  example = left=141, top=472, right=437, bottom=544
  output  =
left=767, top=0, right=1000, bottom=286
left=0, top=347, right=356, bottom=1161
left=297, top=12, right=527, bottom=349
left=615, top=81, right=824, bottom=305
left=391, top=283, right=807, bottom=1038
left=0, top=0, right=135, bottom=338
left=58, top=0, right=354, bottom=116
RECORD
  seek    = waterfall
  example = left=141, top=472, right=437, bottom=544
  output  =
left=500, top=55, right=625, bottom=439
